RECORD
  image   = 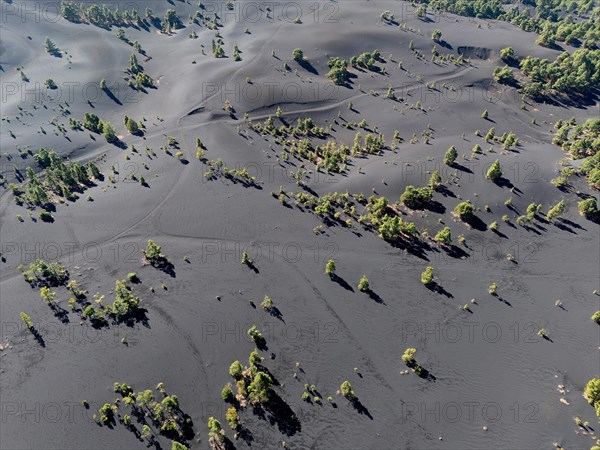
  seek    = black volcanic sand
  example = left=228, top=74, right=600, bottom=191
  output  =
left=1, top=1, right=598, bottom=449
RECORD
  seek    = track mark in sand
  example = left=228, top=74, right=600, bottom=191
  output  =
left=283, top=258, right=398, bottom=396
left=149, top=301, right=210, bottom=395
left=92, top=131, right=197, bottom=248
left=113, top=65, right=475, bottom=166
left=178, top=21, right=287, bottom=126
left=176, top=65, right=476, bottom=134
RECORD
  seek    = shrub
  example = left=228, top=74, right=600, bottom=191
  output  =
left=248, top=371, right=273, bottom=403
left=486, top=160, right=502, bottom=181
left=428, top=170, right=442, bottom=189
left=340, top=381, right=354, bottom=398
left=249, top=348, right=263, bottom=368
left=229, top=360, right=243, bottom=379
left=44, top=37, right=60, bottom=55
left=400, top=185, right=433, bottom=208
left=221, top=384, right=234, bottom=402
left=127, top=272, right=139, bottom=283
left=260, top=295, right=273, bottom=310
left=357, top=275, right=369, bottom=292
left=380, top=10, right=394, bottom=22
left=546, top=200, right=565, bottom=220
left=444, top=146, right=457, bottom=165
left=247, top=325, right=265, bottom=346
left=327, top=57, right=349, bottom=85
left=241, top=251, right=251, bottom=265
left=83, top=112, right=102, bottom=132
left=584, top=379, right=600, bottom=417
left=434, top=227, right=451, bottom=245
left=20, top=312, right=33, bottom=328
left=102, top=121, right=117, bottom=143
left=226, top=407, right=239, bottom=430
left=107, top=279, right=141, bottom=321
left=98, top=403, right=116, bottom=424
left=402, top=347, right=416, bottom=364
left=535, top=33, right=554, bottom=48
left=325, top=259, right=336, bottom=275
left=454, top=201, right=474, bottom=221
left=124, top=116, right=141, bottom=135
left=164, top=8, right=182, bottom=30
left=39, top=211, right=53, bottom=222
left=143, top=239, right=163, bottom=263
left=208, top=417, right=224, bottom=445
left=19, top=259, right=68, bottom=286
left=44, top=79, right=57, bottom=90
left=578, top=198, right=598, bottom=219
left=493, top=66, right=514, bottom=84
left=40, top=286, right=56, bottom=304
left=592, top=311, right=600, bottom=323
left=499, top=47, right=514, bottom=62
left=292, top=48, right=305, bottom=63
left=421, top=266, right=433, bottom=285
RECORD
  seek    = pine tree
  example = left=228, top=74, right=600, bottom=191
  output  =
left=325, top=259, right=336, bottom=275
left=357, top=275, right=369, bottom=292
left=444, top=146, right=457, bottom=165
left=44, top=37, right=59, bottom=55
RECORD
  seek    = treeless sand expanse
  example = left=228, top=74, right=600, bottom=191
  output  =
left=0, top=1, right=598, bottom=449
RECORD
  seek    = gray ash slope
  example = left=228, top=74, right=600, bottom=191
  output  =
left=0, top=1, right=599, bottom=450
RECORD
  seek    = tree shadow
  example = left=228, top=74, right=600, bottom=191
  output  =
left=443, top=244, right=469, bottom=259
left=330, top=274, right=354, bottom=292
left=254, top=337, right=268, bottom=351
left=50, top=303, right=70, bottom=323
left=437, top=185, right=456, bottom=198
left=423, top=200, right=446, bottom=214
left=426, top=281, right=453, bottom=298
left=491, top=228, right=508, bottom=239
left=438, top=40, right=453, bottom=50
left=267, top=306, right=284, bottom=322
left=259, top=392, right=301, bottom=436
left=366, top=289, right=385, bottom=304
left=246, top=261, right=260, bottom=274
left=387, top=237, right=431, bottom=261
left=560, top=218, right=585, bottom=231
left=298, top=59, right=318, bottom=75
left=452, top=163, right=473, bottom=173
left=349, top=397, right=373, bottom=419
left=414, top=365, right=436, bottom=381
left=150, top=258, right=176, bottom=278
left=28, top=327, right=46, bottom=347
left=118, top=307, right=150, bottom=329
left=496, top=176, right=519, bottom=192
left=102, top=87, right=123, bottom=105
left=113, top=139, right=128, bottom=150
left=495, top=295, right=512, bottom=307
left=464, top=215, right=487, bottom=231
left=553, top=221, right=576, bottom=234
left=237, top=426, right=254, bottom=445
left=300, top=184, right=318, bottom=196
